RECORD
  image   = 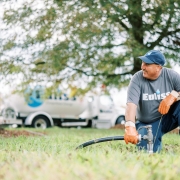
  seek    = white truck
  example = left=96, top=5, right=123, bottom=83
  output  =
left=0, top=88, right=125, bottom=129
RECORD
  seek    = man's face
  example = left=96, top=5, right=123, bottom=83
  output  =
left=141, top=62, right=162, bottom=80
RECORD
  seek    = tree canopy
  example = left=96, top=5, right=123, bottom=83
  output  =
left=0, top=0, right=180, bottom=93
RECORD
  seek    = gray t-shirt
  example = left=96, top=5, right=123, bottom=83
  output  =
left=127, top=68, right=180, bottom=123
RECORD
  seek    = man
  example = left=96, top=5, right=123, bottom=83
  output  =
left=124, top=50, right=180, bottom=152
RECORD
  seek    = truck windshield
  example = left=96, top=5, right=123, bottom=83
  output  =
left=100, top=95, right=113, bottom=106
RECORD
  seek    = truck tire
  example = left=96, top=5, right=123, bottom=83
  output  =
left=87, top=120, right=92, bottom=127
left=115, top=116, right=125, bottom=125
left=32, top=115, right=50, bottom=129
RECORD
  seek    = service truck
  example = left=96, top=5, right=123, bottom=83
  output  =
left=0, top=87, right=125, bottom=129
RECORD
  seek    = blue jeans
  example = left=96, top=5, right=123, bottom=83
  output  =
left=136, top=101, right=180, bottom=153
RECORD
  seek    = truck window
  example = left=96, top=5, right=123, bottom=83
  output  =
left=100, top=95, right=113, bottom=106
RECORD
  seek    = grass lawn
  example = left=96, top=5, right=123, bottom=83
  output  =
left=0, top=127, right=180, bottom=180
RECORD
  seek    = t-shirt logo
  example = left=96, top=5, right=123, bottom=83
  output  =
left=156, top=89, right=160, bottom=95
left=142, top=89, right=170, bottom=101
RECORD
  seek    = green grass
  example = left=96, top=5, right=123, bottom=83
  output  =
left=0, top=127, right=180, bottom=180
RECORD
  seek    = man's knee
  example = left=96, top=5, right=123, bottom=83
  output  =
left=172, top=101, right=180, bottom=118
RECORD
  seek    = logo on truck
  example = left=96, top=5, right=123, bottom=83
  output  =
left=25, top=86, right=43, bottom=108
left=28, top=96, right=43, bottom=108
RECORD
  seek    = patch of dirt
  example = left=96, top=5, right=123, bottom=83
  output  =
left=111, top=124, right=180, bottom=135
left=0, top=129, right=47, bottom=138
left=111, top=124, right=125, bottom=130
left=169, top=128, right=180, bottom=135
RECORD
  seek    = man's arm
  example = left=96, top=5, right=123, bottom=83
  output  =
left=125, top=103, right=137, bottom=123
left=158, top=90, right=180, bottom=114
left=124, top=102, right=138, bottom=144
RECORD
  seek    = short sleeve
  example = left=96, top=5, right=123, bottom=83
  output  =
left=127, top=73, right=141, bottom=105
left=172, top=70, right=180, bottom=92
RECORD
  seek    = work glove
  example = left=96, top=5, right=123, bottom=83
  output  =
left=158, top=90, right=179, bottom=115
left=124, top=121, right=138, bottom=144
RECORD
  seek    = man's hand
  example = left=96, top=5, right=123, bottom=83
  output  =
left=158, top=90, right=179, bottom=115
left=124, top=121, right=138, bottom=144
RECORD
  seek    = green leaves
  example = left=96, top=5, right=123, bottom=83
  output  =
left=3, top=40, right=16, bottom=51
left=1, top=0, right=180, bottom=92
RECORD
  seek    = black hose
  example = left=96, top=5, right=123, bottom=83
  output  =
left=76, top=136, right=124, bottom=149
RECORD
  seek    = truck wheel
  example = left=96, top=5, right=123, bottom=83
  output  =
left=87, top=120, right=92, bottom=127
left=116, top=116, right=125, bottom=125
left=32, top=116, right=50, bottom=129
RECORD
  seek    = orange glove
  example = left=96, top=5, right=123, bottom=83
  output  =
left=124, top=121, right=139, bottom=144
left=158, top=90, right=179, bottom=115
